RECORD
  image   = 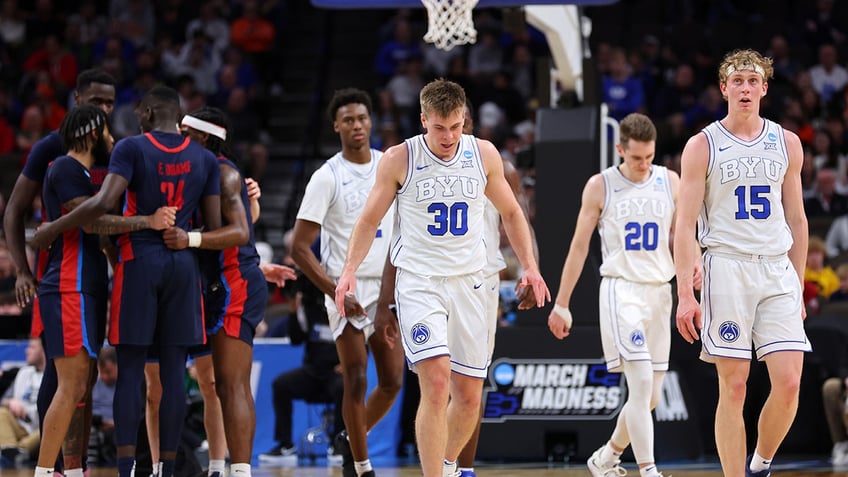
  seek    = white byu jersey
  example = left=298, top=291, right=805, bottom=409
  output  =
left=698, top=119, right=793, bottom=256
left=297, top=149, right=394, bottom=278
left=391, top=134, right=488, bottom=276
left=481, top=200, right=506, bottom=276
left=598, top=165, right=675, bottom=283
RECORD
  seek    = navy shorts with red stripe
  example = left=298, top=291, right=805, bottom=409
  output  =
left=109, top=249, right=205, bottom=346
left=205, top=264, right=266, bottom=345
left=38, top=291, right=107, bottom=359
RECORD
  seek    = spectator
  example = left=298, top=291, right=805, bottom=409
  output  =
left=821, top=374, right=848, bottom=466
left=258, top=274, right=344, bottom=465
left=230, top=0, right=276, bottom=55
left=829, top=264, right=848, bottom=302
left=185, top=3, right=230, bottom=53
left=22, top=33, right=79, bottom=97
left=809, top=43, right=848, bottom=105
left=468, top=28, right=504, bottom=82
left=0, top=338, right=45, bottom=464
left=601, top=46, right=645, bottom=121
left=806, top=235, right=840, bottom=301
left=225, top=87, right=259, bottom=146
left=652, top=63, right=698, bottom=120
left=0, top=0, right=27, bottom=51
left=805, top=167, right=848, bottom=217
left=109, top=0, right=155, bottom=49
left=374, top=18, right=421, bottom=83
left=767, top=34, right=801, bottom=83
left=826, top=214, right=848, bottom=259
left=66, top=0, right=109, bottom=54
left=15, top=104, right=48, bottom=158
left=172, top=31, right=221, bottom=96
left=90, top=346, right=117, bottom=466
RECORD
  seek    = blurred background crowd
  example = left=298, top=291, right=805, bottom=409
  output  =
left=0, top=0, right=844, bottom=336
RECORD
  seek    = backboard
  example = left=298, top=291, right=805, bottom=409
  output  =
left=312, top=0, right=617, bottom=7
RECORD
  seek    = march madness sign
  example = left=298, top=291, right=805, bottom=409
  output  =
left=482, top=358, right=626, bottom=422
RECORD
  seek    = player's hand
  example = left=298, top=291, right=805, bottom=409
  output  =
left=259, top=262, right=297, bottom=287
left=163, top=227, right=189, bottom=250
left=518, top=269, right=551, bottom=308
left=548, top=304, right=572, bottom=340
left=374, top=303, right=399, bottom=350
left=29, top=221, right=58, bottom=250
left=334, top=273, right=357, bottom=318
left=342, top=293, right=366, bottom=320
left=675, top=293, right=702, bottom=344
left=14, top=272, right=37, bottom=308
left=245, top=178, right=261, bottom=201
left=692, top=260, right=703, bottom=291
left=515, top=283, right=536, bottom=310
left=149, top=206, right=178, bottom=230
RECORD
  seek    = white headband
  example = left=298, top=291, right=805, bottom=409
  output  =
left=74, top=114, right=103, bottom=138
left=181, top=115, right=227, bottom=140
left=725, top=64, right=765, bottom=79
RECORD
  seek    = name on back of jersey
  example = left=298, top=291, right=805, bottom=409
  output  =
left=415, top=175, right=480, bottom=202
left=158, top=160, right=192, bottom=176
left=718, top=156, right=783, bottom=184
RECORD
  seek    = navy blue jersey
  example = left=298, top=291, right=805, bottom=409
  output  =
left=217, top=156, right=260, bottom=271
left=22, top=130, right=109, bottom=191
left=108, top=131, right=220, bottom=261
left=39, top=156, right=108, bottom=296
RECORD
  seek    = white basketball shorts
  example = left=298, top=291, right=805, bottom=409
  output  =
left=326, top=277, right=381, bottom=340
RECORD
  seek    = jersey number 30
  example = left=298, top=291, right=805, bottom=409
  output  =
left=625, top=222, right=659, bottom=251
left=734, top=185, right=771, bottom=219
left=428, top=202, right=468, bottom=236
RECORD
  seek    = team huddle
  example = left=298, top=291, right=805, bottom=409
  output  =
left=4, top=47, right=808, bottom=477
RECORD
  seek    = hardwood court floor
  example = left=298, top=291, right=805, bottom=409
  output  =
left=11, top=461, right=842, bottom=477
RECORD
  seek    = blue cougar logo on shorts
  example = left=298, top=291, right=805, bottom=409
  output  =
left=411, top=323, right=430, bottom=345
left=630, top=330, right=645, bottom=346
left=719, top=321, right=740, bottom=342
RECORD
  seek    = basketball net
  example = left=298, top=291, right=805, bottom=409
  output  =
left=421, top=0, right=480, bottom=51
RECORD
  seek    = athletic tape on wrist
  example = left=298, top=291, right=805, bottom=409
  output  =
left=187, top=231, right=202, bottom=248
left=553, top=304, right=573, bottom=327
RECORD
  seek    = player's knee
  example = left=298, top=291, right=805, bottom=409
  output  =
left=146, top=384, right=162, bottom=405
left=376, top=370, right=403, bottom=397
left=343, top=364, right=369, bottom=396
left=771, top=372, right=802, bottom=400
left=198, top=375, right=218, bottom=401
left=720, top=378, right=748, bottom=403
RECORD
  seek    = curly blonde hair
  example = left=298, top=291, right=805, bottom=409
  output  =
left=718, top=49, right=774, bottom=84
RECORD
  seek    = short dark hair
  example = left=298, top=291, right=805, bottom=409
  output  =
left=327, top=88, right=373, bottom=122
left=59, top=104, right=108, bottom=153
left=144, top=85, right=181, bottom=106
left=76, top=69, right=116, bottom=94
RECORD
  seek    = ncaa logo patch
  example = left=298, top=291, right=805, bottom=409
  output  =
left=630, top=330, right=645, bottom=346
left=463, top=150, right=473, bottom=158
left=719, top=321, right=740, bottom=342
left=411, top=323, right=431, bottom=345
left=767, top=132, right=777, bottom=142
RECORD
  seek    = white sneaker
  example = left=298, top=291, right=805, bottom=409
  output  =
left=834, top=441, right=848, bottom=467
left=587, top=446, right=627, bottom=477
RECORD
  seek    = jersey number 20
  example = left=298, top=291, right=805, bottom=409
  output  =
left=625, top=222, right=658, bottom=250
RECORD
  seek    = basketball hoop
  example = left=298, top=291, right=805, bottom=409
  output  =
left=421, top=0, right=480, bottom=51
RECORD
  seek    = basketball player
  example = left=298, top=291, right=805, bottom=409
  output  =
left=30, top=86, right=223, bottom=477
left=335, top=79, right=549, bottom=477
left=34, top=106, right=176, bottom=477
left=548, top=113, right=699, bottom=477
left=157, top=107, right=297, bottom=477
left=673, top=49, right=809, bottom=477
left=4, top=68, right=116, bottom=476
left=289, top=88, right=404, bottom=477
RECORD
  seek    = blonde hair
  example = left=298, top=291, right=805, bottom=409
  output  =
left=420, top=79, right=466, bottom=119
left=718, top=49, right=774, bottom=84
left=808, top=235, right=827, bottom=255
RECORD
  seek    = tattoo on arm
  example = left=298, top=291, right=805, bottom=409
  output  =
left=86, top=215, right=150, bottom=234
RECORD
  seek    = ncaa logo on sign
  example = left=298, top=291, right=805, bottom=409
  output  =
left=719, top=321, right=740, bottom=342
left=630, top=330, right=645, bottom=346
left=411, top=323, right=430, bottom=345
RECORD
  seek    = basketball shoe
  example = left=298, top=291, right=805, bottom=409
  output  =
left=587, top=445, right=626, bottom=477
left=745, top=454, right=771, bottom=477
